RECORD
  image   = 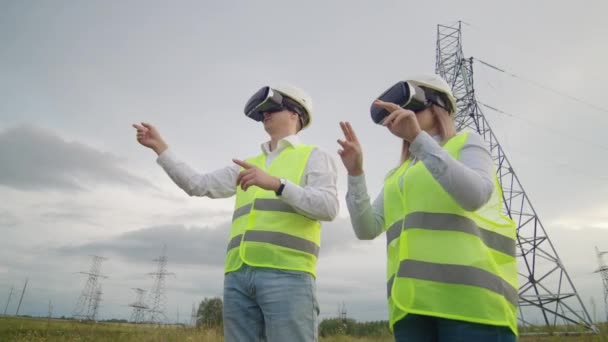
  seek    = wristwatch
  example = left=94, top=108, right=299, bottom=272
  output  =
left=275, top=178, right=286, bottom=196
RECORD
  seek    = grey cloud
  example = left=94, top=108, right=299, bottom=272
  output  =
left=56, top=217, right=363, bottom=269
left=0, top=125, right=154, bottom=191
left=153, top=208, right=234, bottom=225
left=38, top=210, right=102, bottom=227
left=57, top=223, right=232, bottom=267
left=320, top=217, right=371, bottom=256
left=29, top=199, right=123, bottom=228
left=0, top=209, right=19, bottom=227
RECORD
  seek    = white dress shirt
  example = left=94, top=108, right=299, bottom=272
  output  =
left=157, top=135, right=339, bottom=221
left=346, top=130, right=495, bottom=239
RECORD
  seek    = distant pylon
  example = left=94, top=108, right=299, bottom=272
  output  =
left=48, top=300, right=53, bottom=319
left=15, top=278, right=28, bottom=316
left=338, top=302, right=347, bottom=322
left=3, top=286, right=13, bottom=315
left=90, top=283, right=103, bottom=321
left=594, top=246, right=608, bottom=322
left=147, top=244, right=174, bottom=324
left=129, top=288, right=148, bottom=323
left=73, top=255, right=107, bottom=321
left=190, top=302, right=197, bottom=326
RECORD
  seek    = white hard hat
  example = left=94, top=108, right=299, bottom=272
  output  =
left=273, top=84, right=313, bottom=130
left=406, top=74, right=457, bottom=114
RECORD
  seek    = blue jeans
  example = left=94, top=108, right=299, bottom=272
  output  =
left=223, top=265, right=319, bottom=342
left=393, top=314, right=516, bottom=342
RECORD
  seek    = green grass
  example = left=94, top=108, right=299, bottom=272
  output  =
left=0, top=316, right=605, bottom=341
left=0, top=316, right=221, bottom=342
left=0, top=316, right=393, bottom=342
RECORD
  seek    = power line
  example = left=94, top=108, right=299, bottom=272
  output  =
left=462, top=21, right=606, bottom=112
left=475, top=67, right=608, bottom=156
left=507, top=147, right=608, bottom=183
left=480, top=103, right=608, bottom=183
left=479, top=101, right=608, bottom=153
left=474, top=57, right=608, bottom=115
left=461, top=21, right=608, bottom=117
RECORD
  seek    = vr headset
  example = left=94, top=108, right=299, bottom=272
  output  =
left=370, top=81, right=450, bottom=124
left=243, top=86, right=308, bottom=128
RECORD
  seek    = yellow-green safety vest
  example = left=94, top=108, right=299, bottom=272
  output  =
left=225, top=144, right=322, bottom=277
left=384, top=132, right=518, bottom=335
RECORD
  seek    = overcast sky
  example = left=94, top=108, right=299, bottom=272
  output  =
left=1, top=0, right=608, bottom=325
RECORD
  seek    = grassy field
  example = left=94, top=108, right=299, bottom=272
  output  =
left=0, top=316, right=605, bottom=341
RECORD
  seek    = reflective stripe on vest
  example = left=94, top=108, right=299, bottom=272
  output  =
left=232, top=199, right=298, bottom=221
left=227, top=231, right=319, bottom=257
left=387, top=260, right=518, bottom=306
left=386, top=220, right=403, bottom=247
left=386, top=212, right=515, bottom=257
left=387, top=274, right=395, bottom=299
left=227, top=234, right=242, bottom=251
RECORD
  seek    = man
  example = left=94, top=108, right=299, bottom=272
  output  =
left=133, top=84, right=338, bottom=341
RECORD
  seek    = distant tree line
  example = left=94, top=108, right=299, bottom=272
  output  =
left=319, top=317, right=391, bottom=337
left=196, top=297, right=223, bottom=329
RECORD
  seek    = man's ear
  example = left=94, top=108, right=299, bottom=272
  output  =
left=293, top=113, right=302, bottom=131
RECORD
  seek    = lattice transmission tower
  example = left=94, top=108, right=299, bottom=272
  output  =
left=190, top=302, right=197, bottom=326
left=594, top=246, right=608, bottom=322
left=129, top=288, right=148, bottom=323
left=73, top=255, right=107, bottom=321
left=147, top=244, right=174, bottom=324
left=435, top=21, right=596, bottom=334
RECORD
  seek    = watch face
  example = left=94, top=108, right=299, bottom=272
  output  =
left=276, top=179, right=286, bottom=196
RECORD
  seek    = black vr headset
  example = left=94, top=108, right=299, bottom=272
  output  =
left=243, top=86, right=309, bottom=128
left=370, top=81, right=452, bottom=124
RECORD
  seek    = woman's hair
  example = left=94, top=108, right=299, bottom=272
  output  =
left=399, top=104, right=457, bottom=163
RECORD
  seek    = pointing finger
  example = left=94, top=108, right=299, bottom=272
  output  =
left=233, top=159, right=254, bottom=169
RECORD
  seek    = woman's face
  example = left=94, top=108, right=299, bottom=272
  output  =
left=415, top=107, right=438, bottom=134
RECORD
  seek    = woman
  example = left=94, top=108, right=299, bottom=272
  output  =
left=337, top=74, right=518, bottom=341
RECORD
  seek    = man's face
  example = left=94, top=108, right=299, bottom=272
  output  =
left=262, top=109, right=298, bottom=132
